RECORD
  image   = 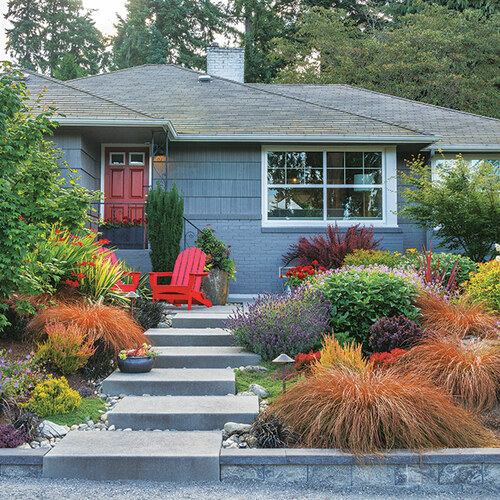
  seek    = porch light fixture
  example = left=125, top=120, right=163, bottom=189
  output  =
left=272, top=353, right=294, bottom=393
left=125, top=291, right=140, bottom=316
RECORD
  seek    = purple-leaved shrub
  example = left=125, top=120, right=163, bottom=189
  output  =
left=225, top=287, right=331, bottom=360
left=369, top=315, right=425, bottom=353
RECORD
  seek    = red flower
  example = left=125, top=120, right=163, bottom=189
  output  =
left=55, top=229, right=62, bottom=234
left=298, top=272, right=306, bottom=280
left=58, top=236, right=65, bottom=242
left=312, top=260, right=319, bottom=266
left=98, top=239, right=110, bottom=245
left=319, top=266, right=326, bottom=272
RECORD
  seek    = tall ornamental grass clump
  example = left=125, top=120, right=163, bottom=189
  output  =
left=225, top=287, right=331, bottom=360
left=403, top=336, right=500, bottom=412
left=311, top=266, right=421, bottom=347
left=271, top=366, right=495, bottom=453
left=145, top=183, right=184, bottom=272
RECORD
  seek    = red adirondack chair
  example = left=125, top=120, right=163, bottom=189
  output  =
left=148, top=247, right=212, bottom=310
left=99, top=248, right=141, bottom=294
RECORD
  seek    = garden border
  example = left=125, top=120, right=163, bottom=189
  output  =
left=220, top=448, right=500, bottom=489
left=0, top=448, right=49, bottom=477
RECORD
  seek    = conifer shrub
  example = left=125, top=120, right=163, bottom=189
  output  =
left=145, top=183, right=184, bottom=272
left=27, top=377, right=81, bottom=418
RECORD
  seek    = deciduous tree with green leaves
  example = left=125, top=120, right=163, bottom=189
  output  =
left=0, top=65, right=98, bottom=328
left=5, top=0, right=107, bottom=78
left=399, top=154, right=500, bottom=262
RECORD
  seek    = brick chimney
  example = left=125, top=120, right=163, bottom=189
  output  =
left=206, top=43, right=245, bottom=83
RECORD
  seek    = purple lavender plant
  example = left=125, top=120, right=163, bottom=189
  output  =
left=225, top=287, right=331, bottom=360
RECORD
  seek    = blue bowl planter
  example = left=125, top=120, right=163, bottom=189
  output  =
left=117, top=356, right=155, bottom=373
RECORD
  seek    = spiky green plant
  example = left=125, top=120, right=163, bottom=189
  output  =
left=145, top=183, right=184, bottom=272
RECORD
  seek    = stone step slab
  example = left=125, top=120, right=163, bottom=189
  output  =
left=171, top=311, right=231, bottom=329
left=43, top=431, right=221, bottom=481
left=154, top=346, right=260, bottom=369
left=108, top=395, right=259, bottom=431
left=146, top=328, right=233, bottom=347
left=102, top=368, right=236, bottom=396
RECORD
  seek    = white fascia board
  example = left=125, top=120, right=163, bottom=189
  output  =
left=55, top=118, right=168, bottom=127
left=424, top=144, right=500, bottom=152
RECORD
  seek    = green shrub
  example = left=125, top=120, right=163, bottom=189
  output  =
left=27, top=377, right=81, bottom=418
left=344, top=249, right=405, bottom=268
left=145, top=183, right=184, bottom=272
left=312, top=268, right=420, bottom=348
left=405, top=251, right=478, bottom=286
left=463, top=260, right=500, bottom=313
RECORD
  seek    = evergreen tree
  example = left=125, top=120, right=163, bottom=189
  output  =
left=5, top=0, right=107, bottom=77
left=112, top=0, right=228, bottom=70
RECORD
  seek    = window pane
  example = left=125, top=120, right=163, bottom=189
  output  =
left=130, top=153, right=145, bottom=164
left=286, top=152, right=323, bottom=184
left=345, top=168, right=364, bottom=184
left=327, top=168, right=344, bottom=184
left=364, top=169, right=382, bottom=184
left=327, top=152, right=344, bottom=168
left=110, top=153, right=125, bottom=165
left=268, top=152, right=286, bottom=184
left=268, top=188, right=323, bottom=220
left=346, top=152, right=363, bottom=167
left=327, top=188, right=382, bottom=220
left=364, top=152, right=382, bottom=168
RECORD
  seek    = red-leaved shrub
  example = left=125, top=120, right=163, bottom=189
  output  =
left=271, top=367, right=496, bottom=453
left=369, top=349, right=407, bottom=369
left=282, top=223, right=381, bottom=269
left=294, top=351, right=321, bottom=373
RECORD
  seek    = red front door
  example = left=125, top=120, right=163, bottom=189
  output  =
left=104, top=147, right=149, bottom=225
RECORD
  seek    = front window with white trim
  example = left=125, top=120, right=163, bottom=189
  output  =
left=263, top=147, right=395, bottom=225
left=433, top=155, right=500, bottom=178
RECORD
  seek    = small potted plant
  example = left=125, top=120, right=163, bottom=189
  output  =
left=195, top=227, right=236, bottom=305
left=117, top=343, right=158, bottom=373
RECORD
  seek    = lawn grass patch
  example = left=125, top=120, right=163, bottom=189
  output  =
left=235, top=362, right=299, bottom=402
left=44, top=398, right=106, bottom=426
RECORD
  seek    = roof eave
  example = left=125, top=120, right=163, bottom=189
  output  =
left=424, top=144, right=500, bottom=152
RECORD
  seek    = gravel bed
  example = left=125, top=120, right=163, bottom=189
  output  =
left=1, top=477, right=498, bottom=500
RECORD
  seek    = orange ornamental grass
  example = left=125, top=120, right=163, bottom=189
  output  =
left=403, top=335, right=500, bottom=412
left=417, top=293, right=500, bottom=338
left=28, top=301, right=149, bottom=353
left=270, top=366, right=496, bottom=453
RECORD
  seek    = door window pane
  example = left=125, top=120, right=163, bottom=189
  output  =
left=129, top=152, right=145, bottom=165
left=327, top=188, right=382, bottom=219
left=110, top=152, right=125, bottom=165
left=268, top=188, right=323, bottom=219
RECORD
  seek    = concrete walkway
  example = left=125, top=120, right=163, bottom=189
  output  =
left=43, top=306, right=261, bottom=482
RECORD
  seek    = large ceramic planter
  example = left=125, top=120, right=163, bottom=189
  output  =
left=117, top=356, right=155, bottom=373
left=201, top=268, right=230, bottom=306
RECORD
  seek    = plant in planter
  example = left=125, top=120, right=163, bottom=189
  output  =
left=99, top=217, right=146, bottom=250
left=195, top=227, right=235, bottom=305
left=118, top=343, right=158, bottom=373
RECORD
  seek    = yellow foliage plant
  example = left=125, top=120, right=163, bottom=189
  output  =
left=463, top=260, right=500, bottom=314
left=27, top=376, right=81, bottom=418
left=312, top=335, right=369, bottom=375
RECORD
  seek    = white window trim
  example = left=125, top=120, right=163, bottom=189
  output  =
left=129, top=152, right=146, bottom=166
left=109, top=151, right=126, bottom=165
left=261, top=145, right=398, bottom=228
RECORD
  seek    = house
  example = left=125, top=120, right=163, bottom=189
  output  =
left=23, top=45, right=500, bottom=295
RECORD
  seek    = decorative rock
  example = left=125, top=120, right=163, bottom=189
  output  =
left=86, top=420, right=94, bottom=426
left=242, top=365, right=268, bottom=373
left=39, top=439, right=51, bottom=448
left=123, top=428, right=132, bottom=432
left=249, top=384, right=269, bottom=398
left=108, top=425, right=116, bottom=431
left=236, top=391, right=254, bottom=397
left=30, top=441, right=40, bottom=449
left=99, top=394, right=107, bottom=400
left=16, top=443, right=31, bottom=449
left=224, top=422, right=252, bottom=436
left=38, top=420, right=68, bottom=439
left=246, top=436, right=258, bottom=448
left=227, top=443, right=239, bottom=449
left=238, top=442, right=248, bottom=448
left=78, top=423, right=88, bottom=430
left=70, top=425, right=78, bottom=431
left=101, top=414, right=108, bottom=422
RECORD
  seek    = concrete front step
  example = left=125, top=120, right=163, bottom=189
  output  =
left=154, top=346, right=260, bottom=369
left=109, top=395, right=259, bottom=431
left=171, top=311, right=231, bottom=329
left=43, top=431, right=221, bottom=481
left=102, top=368, right=236, bottom=396
left=147, top=328, right=234, bottom=347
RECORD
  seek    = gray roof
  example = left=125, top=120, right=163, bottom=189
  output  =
left=23, top=70, right=160, bottom=122
left=24, top=64, right=500, bottom=147
left=252, top=84, right=500, bottom=149
left=66, top=65, right=429, bottom=141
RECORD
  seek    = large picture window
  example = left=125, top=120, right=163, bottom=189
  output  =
left=265, top=148, right=389, bottom=224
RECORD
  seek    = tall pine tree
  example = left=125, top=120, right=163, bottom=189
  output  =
left=112, top=0, right=228, bottom=70
left=5, top=0, right=107, bottom=78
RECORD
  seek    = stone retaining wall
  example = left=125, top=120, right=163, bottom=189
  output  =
left=0, top=449, right=48, bottom=478
left=220, top=448, right=500, bottom=490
